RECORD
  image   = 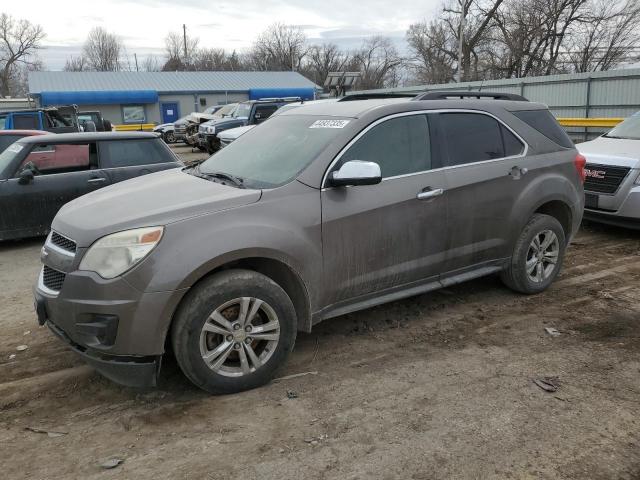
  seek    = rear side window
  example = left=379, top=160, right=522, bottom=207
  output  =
left=340, top=114, right=431, bottom=178
left=501, top=125, right=525, bottom=157
left=99, top=139, right=175, bottom=168
left=513, top=110, right=573, bottom=148
left=13, top=114, right=39, bottom=130
left=439, top=113, right=505, bottom=166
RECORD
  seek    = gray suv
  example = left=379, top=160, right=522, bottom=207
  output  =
left=34, top=92, right=585, bottom=394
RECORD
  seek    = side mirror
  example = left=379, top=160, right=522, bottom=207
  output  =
left=18, top=168, right=34, bottom=185
left=328, top=160, right=382, bottom=187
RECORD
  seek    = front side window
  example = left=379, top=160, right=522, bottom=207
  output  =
left=439, top=113, right=506, bottom=166
left=339, top=114, right=431, bottom=178
left=122, top=105, right=146, bottom=123
left=99, top=139, right=174, bottom=168
left=19, top=143, right=91, bottom=175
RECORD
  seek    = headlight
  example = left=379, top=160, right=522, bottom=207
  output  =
left=207, top=126, right=216, bottom=134
left=79, top=227, right=164, bottom=279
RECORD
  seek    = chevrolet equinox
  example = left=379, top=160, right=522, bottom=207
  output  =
left=34, top=92, right=585, bottom=394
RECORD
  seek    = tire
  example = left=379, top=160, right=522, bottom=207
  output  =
left=163, top=131, right=176, bottom=143
left=171, top=269, right=297, bottom=394
left=500, top=213, right=566, bottom=294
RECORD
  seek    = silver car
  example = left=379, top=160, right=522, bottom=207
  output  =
left=578, top=112, right=640, bottom=229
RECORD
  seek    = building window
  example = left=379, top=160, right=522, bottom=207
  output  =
left=199, top=98, right=207, bottom=107
left=122, top=105, right=146, bottom=123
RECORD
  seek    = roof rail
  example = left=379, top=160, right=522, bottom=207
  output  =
left=339, top=92, right=418, bottom=102
left=412, top=91, right=528, bottom=102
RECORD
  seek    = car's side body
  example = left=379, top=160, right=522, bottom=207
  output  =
left=0, top=132, right=182, bottom=241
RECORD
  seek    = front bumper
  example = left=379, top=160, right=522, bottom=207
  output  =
left=585, top=183, right=640, bottom=228
left=33, top=261, right=187, bottom=387
left=41, top=307, right=161, bottom=388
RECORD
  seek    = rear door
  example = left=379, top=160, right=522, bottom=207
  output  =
left=0, top=141, right=108, bottom=237
left=436, top=111, right=528, bottom=275
left=98, top=138, right=181, bottom=183
left=321, top=113, right=448, bottom=306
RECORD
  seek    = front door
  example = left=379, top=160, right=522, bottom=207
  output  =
left=0, top=142, right=108, bottom=238
left=321, top=113, right=448, bottom=307
left=161, top=102, right=179, bottom=124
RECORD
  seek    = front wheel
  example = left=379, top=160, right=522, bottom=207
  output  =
left=171, top=269, right=297, bottom=394
left=501, top=213, right=566, bottom=294
left=163, top=131, right=176, bottom=143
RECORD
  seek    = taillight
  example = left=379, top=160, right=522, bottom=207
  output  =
left=574, top=153, right=586, bottom=183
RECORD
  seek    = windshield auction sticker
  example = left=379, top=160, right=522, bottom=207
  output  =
left=7, top=144, right=23, bottom=153
left=309, top=119, right=350, bottom=129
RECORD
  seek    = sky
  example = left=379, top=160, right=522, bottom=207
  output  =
left=3, top=0, right=441, bottom=70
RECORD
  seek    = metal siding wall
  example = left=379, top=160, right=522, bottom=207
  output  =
left=359, top=68, right=640, bottom=142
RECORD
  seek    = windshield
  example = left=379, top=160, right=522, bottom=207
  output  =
left=215, top=104, right=237, bottom=118
left=605, top=112, right=640, bottom=140
left=0, top=135, right=22, bottom=154
left=232, top=104, right=251, bottom=119
left=198, top=115, right=347, bottom=189
left=0, top=141, right=25, bottom=178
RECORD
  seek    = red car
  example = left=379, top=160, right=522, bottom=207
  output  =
left=0, top=130, right=49, bottom=154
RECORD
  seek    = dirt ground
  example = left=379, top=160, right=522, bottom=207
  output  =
left=1, top=152, right=640, bottom=478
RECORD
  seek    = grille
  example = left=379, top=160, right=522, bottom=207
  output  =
left=43, top=266, right=66, bottom=291
left=50, top=231, right=76, bottom=253
left=584, top=163, right=630, bottom=194
left=175, top=125, right=186, bottom=133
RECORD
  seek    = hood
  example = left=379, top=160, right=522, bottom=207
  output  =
left=154, top=123, right=173, bottom=130
left=578, top=137, right=640, bottom=168
left=53, top=168, right=262, bottom=247
left=218, top=125, right=255, bottom=140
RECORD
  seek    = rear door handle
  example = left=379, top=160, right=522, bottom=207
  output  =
left=416, top=188, right=444, bottom=200
left=87, top=177, right=106, bottom=185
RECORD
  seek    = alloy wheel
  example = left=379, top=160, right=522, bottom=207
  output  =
left=199, top=297, right=280, bottom=377
left=526, top=229, right=559, bottom=283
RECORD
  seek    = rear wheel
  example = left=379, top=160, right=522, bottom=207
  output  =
left=501, top=213, right=566, bottom=294
left=171, top=269, right=297, bottom=394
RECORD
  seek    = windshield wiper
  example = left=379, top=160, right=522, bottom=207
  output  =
left=200, top=170, right=245, bottom=188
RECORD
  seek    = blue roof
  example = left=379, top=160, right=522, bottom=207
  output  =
left=29, top=71, right=319, bottom=95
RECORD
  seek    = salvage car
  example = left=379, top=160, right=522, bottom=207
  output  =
left=0, top=105, right=81, bottom=133
left=174, top=104, right=236, bottom=144
left=34, top=92, right=584, bottom=394
left=153, top=122, right=177, bottom=144
left=0, top=132, right=181, bottom=241
left=578, top=111, right=640, bottom=229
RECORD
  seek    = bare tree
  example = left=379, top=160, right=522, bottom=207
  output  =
left=351, top=36, right=404, bottom=89
left=163, top=31, right=199, bottom=70
left=82, top=27, right=123, bottom=71
left=249, top=23, right=307, bottom=71
left=0, top=13, right=45, bottom=97
left=64, top=55, right=89, bottom=72
left=302, top=43, right=350, bottom=85
left=566, top=0, right=640, bottom=72
left=141, top=55, right=161, bottom=72
left=406, top=21, right=456, bottom=84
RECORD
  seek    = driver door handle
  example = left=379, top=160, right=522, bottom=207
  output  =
left=87, top=177, right=106, bottom=185
left=416, top=188, right=444, bottom=200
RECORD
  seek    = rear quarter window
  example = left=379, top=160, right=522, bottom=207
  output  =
left=98, top=139, right=177, bottom=168
left=513, top=110, right=573, bottom=148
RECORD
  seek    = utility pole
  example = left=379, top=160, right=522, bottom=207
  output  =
left=183, top=24, right=188, bottom=62
left=456, top=3, right=466, bottom=83
left=134, top=53, right=139, bottom=72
